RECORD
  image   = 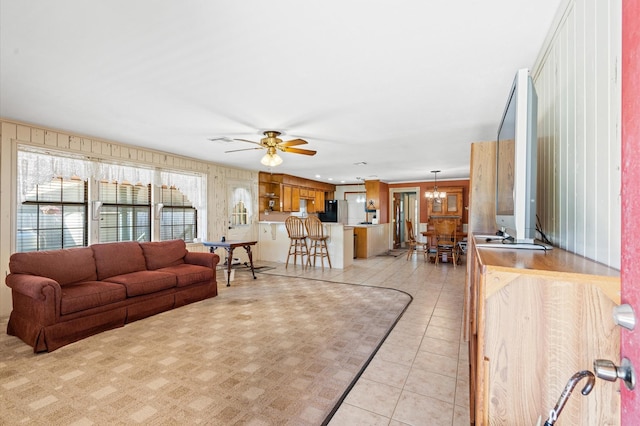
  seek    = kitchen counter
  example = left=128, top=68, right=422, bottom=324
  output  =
left=257, top=221, right=354, bottom=268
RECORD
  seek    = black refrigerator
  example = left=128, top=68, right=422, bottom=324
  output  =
left=318, top=200, right=348, bottom=223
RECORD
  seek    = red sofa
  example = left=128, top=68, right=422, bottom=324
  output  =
left=5, top=239, right=219, bottom=352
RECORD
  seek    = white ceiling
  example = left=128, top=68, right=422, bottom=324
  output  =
left=0, top=0, right=563, bottom=184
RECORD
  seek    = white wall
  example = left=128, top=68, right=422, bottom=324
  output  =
left=532, top=0, right=621, bottom=268
left=335, top=184, right=367, bottom=225
left=0, top=120, right=259, bottom=317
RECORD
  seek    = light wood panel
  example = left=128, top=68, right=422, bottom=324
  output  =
left=468, top=236, right=620, bottom=425
left=468, top=141, right=496, bottom=235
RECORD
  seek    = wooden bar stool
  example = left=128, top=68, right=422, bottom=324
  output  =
left=304, top=216, right=332, bottom=269
left=285, top=216, right=309, bottom=268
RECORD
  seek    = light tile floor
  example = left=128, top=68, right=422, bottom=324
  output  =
left=260, top=250, right=470, bottom=426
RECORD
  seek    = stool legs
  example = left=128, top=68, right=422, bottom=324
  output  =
left=286, top=237, right=308, bottom=268
left=308, top=238, right=331, bottom=269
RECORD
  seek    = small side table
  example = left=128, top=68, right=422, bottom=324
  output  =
left=203, top=240, right=257, bottom=287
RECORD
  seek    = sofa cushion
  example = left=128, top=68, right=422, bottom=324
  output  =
left=104, top=271, right=177, bottom=297
left=158, top=264, right=214, bottom=287
left=9, top=247, right=97, bottom=285
left=92, top=242, right=147, bottom=280
left=140, top=239, right=187, bottom=270
left=60, top=281, right=128, bottom=315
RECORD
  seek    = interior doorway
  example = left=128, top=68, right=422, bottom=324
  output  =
left=390, top=187, right=420, bottom=249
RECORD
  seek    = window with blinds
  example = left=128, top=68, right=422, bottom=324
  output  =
left=16, top=177, right=88, bottom=252
left=159, top=186, right=197, bottom=242
left=99, top=181, right=151, bottom=242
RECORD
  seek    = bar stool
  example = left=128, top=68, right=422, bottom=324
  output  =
left=304, top=216, right=332, bottom=269
left=285, top=216, right=309, bottom=268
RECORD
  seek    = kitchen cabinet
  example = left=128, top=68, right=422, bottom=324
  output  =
left=363, top=179, right=389, bottom=223
left=352, top=225, right=387, bottom=258
left=259, top=173, right=281, bottom=212
left=364, top=180, right=380, bottom=211
left=291, top=186, right=300, bottom=212
left=258, top=172, right=334, bottom=215
left=315, top=190, right=325, bottom=213
left=354, top=227, right=367, bottom=258
left=307, top=190, right=317, bottom=213
left=281, top=185, right=300, bottom=212
left=282, top=185, right=292, bottom=212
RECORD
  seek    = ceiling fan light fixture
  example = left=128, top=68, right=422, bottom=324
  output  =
left=260, top=152, right=283, bottom=167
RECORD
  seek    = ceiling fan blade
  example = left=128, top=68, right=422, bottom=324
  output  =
left=233, top=138, right=264, bottom=147
left=225, top=147, right=264, bottom=153
left=209, top=137, right=241, bottom=144
left=282, top=147, right=317, bottom=156
left=279, top=138, right=308, bottom=147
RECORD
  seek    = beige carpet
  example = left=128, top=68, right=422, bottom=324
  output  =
left=0, top=274, right=411, bottom=425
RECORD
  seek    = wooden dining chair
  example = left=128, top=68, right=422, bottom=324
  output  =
left=406, top=219, right=428, bottom=261
left=433, top=218, right=459, bottom=267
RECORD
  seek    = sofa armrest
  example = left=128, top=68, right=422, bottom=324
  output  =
left=5, top=274, right=62, bottom=323
left=184, top=252, right=220, bottom=269
left=6, top=274, right=60, bottom=300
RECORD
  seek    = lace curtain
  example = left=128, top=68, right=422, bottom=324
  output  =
left=229, top=184, right=253, bottom=226
left=17, top=149, right=205, bottom=209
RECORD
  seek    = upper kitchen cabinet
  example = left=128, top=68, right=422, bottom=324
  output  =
left=282, top=185, right=300, bottom=212
left=314, top=190, right=325, bottom=213
left=258, top=172, right=335, bottom=214
left=259, top=172, right=282, bottom=212
left=364, top=180, right=380, bottom=211
left=364, top=179, right=389, bottom=223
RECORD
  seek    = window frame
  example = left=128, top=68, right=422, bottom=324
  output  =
left=158, top=186, right=197, bottom=242
left=98, top=181, right=152, bottom=243
left=16, top=177, right=88, bottom=252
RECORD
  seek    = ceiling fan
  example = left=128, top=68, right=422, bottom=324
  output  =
left=212, top=131, right=316, bottom=167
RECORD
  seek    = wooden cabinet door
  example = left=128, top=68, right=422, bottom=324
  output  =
left=446, top=189, right=463, bottom=214
left=292, top=187, right=300, bottom=211
left=315, top=191, right=325, bottom=212
left=365, top=180, right=380, bottom=210
left=282, top=185, right=292, bottom=211
left=307, top=191, right=316, bottom=213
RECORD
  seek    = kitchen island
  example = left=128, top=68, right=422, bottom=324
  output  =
left=257, top=221, right=354, bottom=268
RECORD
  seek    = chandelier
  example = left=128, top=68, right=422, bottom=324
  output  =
left=425, top=170, right=446, bottom=202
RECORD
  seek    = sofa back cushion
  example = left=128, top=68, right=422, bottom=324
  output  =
left=9, top=247, right=97, bottom=286
left=92, top=241, right=147, bottom=280
left=140, top=239, right=187, bottom=270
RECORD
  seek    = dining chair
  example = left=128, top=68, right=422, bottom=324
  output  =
left=406, top=219, right=428, bottom=261
left=433, top=218, right=459, bottom=267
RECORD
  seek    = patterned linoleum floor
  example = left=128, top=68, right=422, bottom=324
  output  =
left=1, top=272, right=411, bottom=425
left=0, top=253, right=469, bottom=425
